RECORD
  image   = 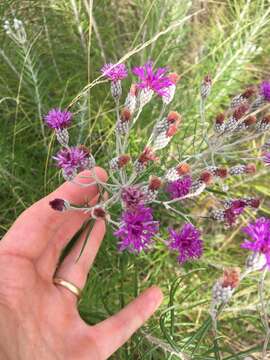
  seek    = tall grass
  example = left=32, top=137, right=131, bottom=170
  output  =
left=1, top=0, right=270, bottom=358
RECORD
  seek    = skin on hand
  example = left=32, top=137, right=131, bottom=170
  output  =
left=0, top=167, right=163, bottom=360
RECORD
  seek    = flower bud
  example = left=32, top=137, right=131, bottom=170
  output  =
left=216, top=167, right=228, bottom=179
left=244, top=115, right=256, bottom=127
left=148, top=176, right=163, bottom=191
left=135, top=147, right=158, bottom=172
left=200, top=171, right=213, bottom=185
left=256, top=114, right=270, bottom=132
left=245, top=163, right=256, bottom=174
left=49, top=198, right=69, bottom=211
left=212, top=268, right=240, bottom=307
left=176, top=163, right=190, bottom=175
left=110, top=155, right=131, bottom=171
left=215, top=113, right=225, bottom=133
left=201, top=75, right=212, bottom=99
left=111, top=80, right=122, bottom=99
left=233, top=103, right=249, bottom=120
left=92, top=207, right=106, bottom=219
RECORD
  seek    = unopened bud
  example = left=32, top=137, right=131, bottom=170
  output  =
left=216, top=167, right=228, bottom=179
left=120, top=108, right=132, bottom=122
left=167, top=111, right=181, bottom=124
left=233, top=104, right=249, bottom=120
left=176, top=163, right=190, bottom=175
left=149, top=176, right=163, bottom=191
left=49, top=198, right=69, bottom=212
left=245, top=163, right=256, bottom=174
left=201, top=75, right=212, bottom=99
left=200, top=171, right=213, bottom=185
left=92, top=207, right=106, bottom=219
left=110, top=155, right=130, bottom=171
left=242, top=86, right=256, bottom=99
left=244, top=115, right=256, bottom=126
left=111, top=80, right=122, bottom=99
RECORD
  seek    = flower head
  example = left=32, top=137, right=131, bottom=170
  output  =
left=166, top=176, right=192, bottom=200
left=44, top=109, right=72, bottom=130
left=54, top=146, right=92, bottom=179
left=263, top=152, right=270, bottom=166
left=132, top=61, right=173, bottom=97
left=260, top=81, right=270, bottom=101
left=101, top=63, right=128, bottom=82
left=121, top=186, right=145, bottom=210
left=241, top=217, right=270, bottom=268
left=115, top=205, right=159, bottom=253
left=167, top=223, right=203, bottom=264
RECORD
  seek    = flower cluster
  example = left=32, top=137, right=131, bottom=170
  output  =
left=43, top=60, right=270, bottom=273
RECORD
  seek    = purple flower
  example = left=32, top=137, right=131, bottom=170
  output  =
left=132, top=61, right=173, bottom=97
left=224, top=200, right=246, bottom=227
left=260, top=81, right=270, bottom=101
left=101, top=63, right=128, bottom=82
left=53, top=146, right=91, bottom=178
left=241, top=217, right=270, bottom=268
left=44, top=109, right=72, bottom=130
left=115, top=205, right=159, bottom=253
left=121, top=186, right=145, bottom=210
left=167, top=223, right=203, bottom=264
left=166, top=176, right=192, bottom=200
left=263, top=152, right=270, bottom=166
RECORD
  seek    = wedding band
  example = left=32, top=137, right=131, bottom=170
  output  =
left=53, top=277, right=82, bottom=299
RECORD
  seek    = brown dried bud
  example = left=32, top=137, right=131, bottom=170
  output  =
left=168, top=72, right=181, bottom=84
left=215, top=113, right=225, bottom=125
left=244, top=115, right=256, bottom=126
left=245, top=163, right=256, bottom=174
left=120, top=108, right=132, bottom=122
left=138, top=147, right=158, bottom=165
left=167, top=111, right=181, bottom=124
left=200, top=171, right=213, bottom=185
left=221, top=268, right=240, bottom=289
left=92, top=207, right=106, bottom=219
left=242, top=86, right=256, bottom=99
left=216, top=167, right=228, bottom=179
left=262, top=114, right=270, bottom=124
left=233, top=104, right=249, bottom=120
left=118, top=154, right=131, bottom=168
left=149, top=176, right=163, bottom=191
left=176, top=163, right=190, bottom=175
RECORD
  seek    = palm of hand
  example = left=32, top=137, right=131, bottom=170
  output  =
left=0, top=168, right=162, bottom=360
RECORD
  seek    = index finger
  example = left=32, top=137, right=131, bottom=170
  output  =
left=1, top=167, right=107, bottom=259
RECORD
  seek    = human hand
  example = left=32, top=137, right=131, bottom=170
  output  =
left=0, top=168, right=163, bottom=360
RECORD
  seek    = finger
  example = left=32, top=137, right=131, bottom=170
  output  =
left=35, top=192, right=100, bottom=279
left=92, top=286, right=163, bottom=359
left=54, top=219, right=106, bottom=298
left=2, top=167, right=107, bottom=260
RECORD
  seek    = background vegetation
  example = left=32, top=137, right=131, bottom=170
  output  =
left=1, top=0, right=270, bottom=358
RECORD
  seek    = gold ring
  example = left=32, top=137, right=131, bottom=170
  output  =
left=53, top=277, right=82, bottom=299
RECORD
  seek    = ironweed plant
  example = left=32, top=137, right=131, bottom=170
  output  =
left=2, top=5, right=270, bottom=358
left=42, top=57, right=270, bottom=358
